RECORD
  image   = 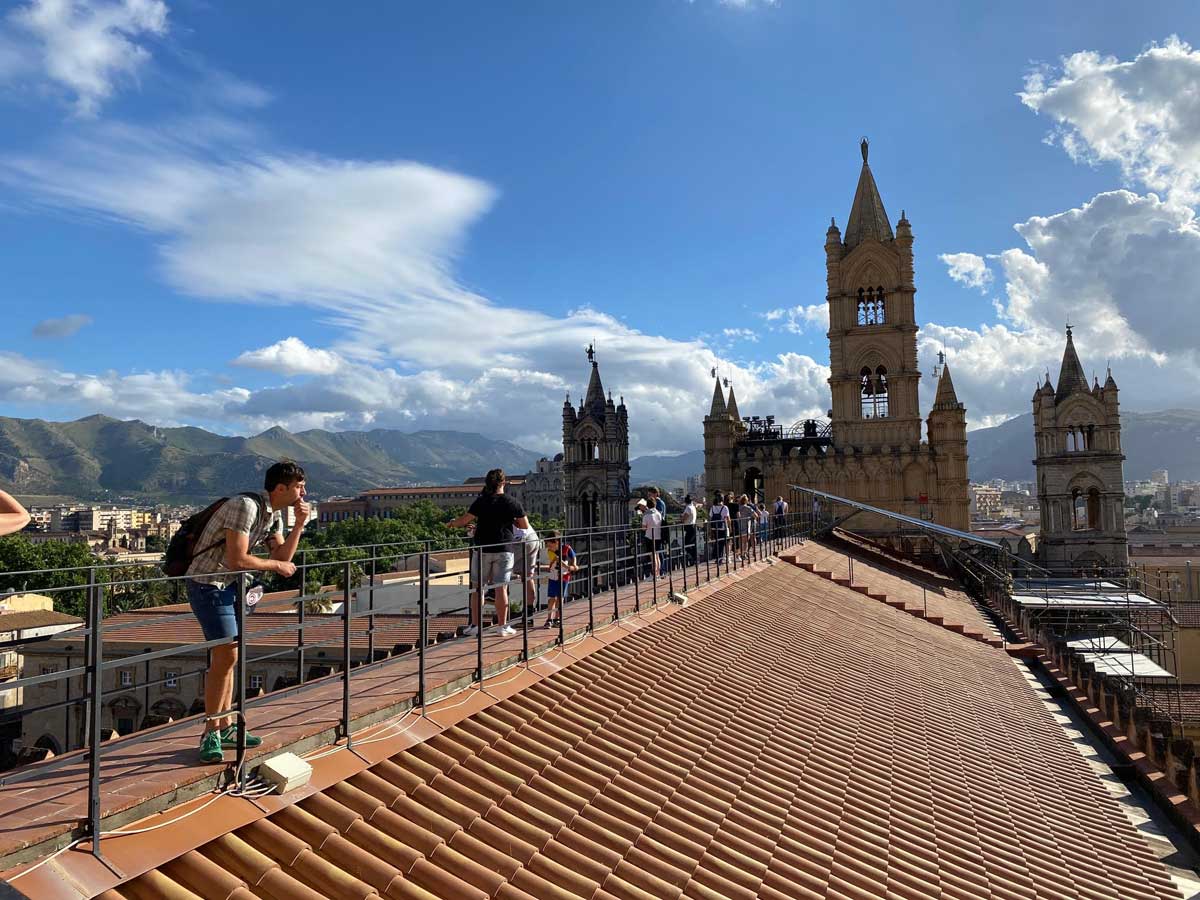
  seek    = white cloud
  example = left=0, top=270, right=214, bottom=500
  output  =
left=722, top=327, right=758, bottom=343
left=1021, top=36, right=1200, bottom=204
left=938, top=252, right=992, bottom=292
left=32, top=312, right=92, bottom=338
left=6, top=0, right=168, bottom=117
left=761, top=302, right=828, bottom=335
left=0, top=121, right=831, bottom=452
left=233, top=337, right=343, bottom=376
left=924, top=189, right=1200, bottom=428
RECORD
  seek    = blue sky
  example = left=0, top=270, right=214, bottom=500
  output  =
left=0, top=0, right=1198, bottom=455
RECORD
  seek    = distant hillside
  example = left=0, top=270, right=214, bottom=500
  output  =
left=630, top=450, right=705, bottom=490
left=968, top=409, right=1200, bottom=482
left=0, top=415, right=547, bottom=503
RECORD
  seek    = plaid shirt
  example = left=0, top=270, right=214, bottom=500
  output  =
left=186, top=492, right=282, bottom=587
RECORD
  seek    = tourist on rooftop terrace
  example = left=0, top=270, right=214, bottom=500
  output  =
left=637, top=498, right=662, bottom=580
left=709, top=492, right=729, bottom=561
left=649, top=486, right=668, bottom=573
left=757, top=501, right=769, bottom=546
left=0, top=490, right=30, bottom=537
left=185, top=461, right=309, bottom=764
left=773, top=495, right=788, bottom=540
left=512, top=520, right=540, bottom=624
left=449, top=468, right=527, bottom=639
left=681, top=494, right=697, bottom=566
left=542, top=531, right=576, bottom=628
left=738, top=494, right=755, bottom=560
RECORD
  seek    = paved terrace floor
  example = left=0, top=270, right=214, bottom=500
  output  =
left=0, top=556, right=740, bottom=872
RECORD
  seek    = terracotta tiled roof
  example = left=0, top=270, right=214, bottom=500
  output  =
left=90, top=563, right=1181, bottom=900
left=0, top=610, right=82, bottom=632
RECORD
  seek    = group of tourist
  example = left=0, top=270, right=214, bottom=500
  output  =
left=9, top=459, right=796, bottom=764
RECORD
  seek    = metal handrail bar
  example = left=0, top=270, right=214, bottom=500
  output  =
left=0, top=514, right=808, bottom=859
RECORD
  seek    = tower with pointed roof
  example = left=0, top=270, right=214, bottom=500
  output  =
left=1033, top=328, right=1127, bottom=573
left=563, top=346, right=630, bottom=531
left=701, top=141, right=970, bottom=536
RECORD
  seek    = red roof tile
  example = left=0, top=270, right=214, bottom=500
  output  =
left=28, top=563, right=1186, bottom=899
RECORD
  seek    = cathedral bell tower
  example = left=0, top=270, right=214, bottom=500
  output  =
left=1033, top=327, right=1127, bottom=573
left=825, top=139, right=922, bottom=450
left=562, top=345, right=631, bottom=532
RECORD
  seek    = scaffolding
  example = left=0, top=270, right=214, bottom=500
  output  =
left=788, top=484, right=1185, bottom=736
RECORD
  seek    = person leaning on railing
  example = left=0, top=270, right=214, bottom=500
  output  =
left=185, top=461, right=310, bottom=763
left=0, top=490, right=31, bottom=537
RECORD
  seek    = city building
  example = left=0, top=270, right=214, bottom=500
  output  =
left=0, top=595, right=82, bottom=764
left=703, top=141, right=969, bottom=531
left=1152, top=469, right=1170, bottom=486
left=317, top=478, right=527, bottom=524
left=562, top=346, right=630, bottom=531
left=521, top=455, right=565, bottom=521
left=1032, top=327, right=1128, bottom=573
left=969, top=484, right=1002, bottom=520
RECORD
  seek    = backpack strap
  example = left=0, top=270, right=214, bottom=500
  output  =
left=189, top=493, right=267, bottom=563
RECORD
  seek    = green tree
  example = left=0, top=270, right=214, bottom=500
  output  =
left=0, top=536, right=99, bottom=618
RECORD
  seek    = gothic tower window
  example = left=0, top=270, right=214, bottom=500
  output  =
left=856, top=287, right=886, bottom=325
left=860, top=365, right=889, bottom=419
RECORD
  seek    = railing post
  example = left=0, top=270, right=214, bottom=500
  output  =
left=704, top=520, right=711, bottom=583
left=475, top=546, right=484, bottom=684
left=341, top=561, right=352, bottom=749
left=418, top=551, right=428, bottom=706
left=586, top=531, right=595, bottom=633
left=368, top=545, right=377, bottom=664
left=667, top=524, right=675, bottom=597
left=521, top=542, right=530, bottom=662
left=557, top=545, right=566, bottom=647
left=632, top=533, right=640, bottom=614
left=681, top=523, right=689, bottom=593
left=86, top=568, right=104, bottom=862
left=611, top=530, right=619, bottom=622
left=235, top=578, right=248, bottom=789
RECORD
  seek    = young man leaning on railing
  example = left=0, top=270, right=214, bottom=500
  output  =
left=183, top=461, right=310, bottom=763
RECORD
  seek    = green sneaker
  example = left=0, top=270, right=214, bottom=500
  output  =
left=198, top=729, right=224, bottom=763
left=219, top=726, right=262, bottom=748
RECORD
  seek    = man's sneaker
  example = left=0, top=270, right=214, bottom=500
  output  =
left=462, top=624, right=479, bottom=637
left=198, top=729, right=224, bottom=763
left=219, top=726, right=262, bottom=748
left=499, top=624, right=517, bottom=637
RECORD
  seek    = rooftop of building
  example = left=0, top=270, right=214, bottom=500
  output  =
left=5, top=532, right=1197, bottom=899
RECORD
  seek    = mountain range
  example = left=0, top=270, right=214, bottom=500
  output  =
left=2, top=408, right=1196, bottom=505
left=0, top=415, right=547, bottom=503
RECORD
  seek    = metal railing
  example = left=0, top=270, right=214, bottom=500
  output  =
left=0, top=511, right=808, bottom=866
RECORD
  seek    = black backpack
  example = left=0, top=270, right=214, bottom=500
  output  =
left=162, top=492, right=266, bottom=577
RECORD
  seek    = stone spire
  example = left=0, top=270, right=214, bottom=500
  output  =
left=583, top=358, right=606, bottom=415
left=933, top=361, right=961, bottom=409
left=1055, top=326, right=1090, bottom=402
left=1104, top=366, right=1118, bottom=391
left=708, top=375, right=726, bottom=417
left=843, top=139, right=894, bottom=251
left=726, top=383, right=740, bottom=421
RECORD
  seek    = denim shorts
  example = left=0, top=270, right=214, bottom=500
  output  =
left=473, top=551, right=514, bottom=589
left=187, top=580, right=239, bottom=641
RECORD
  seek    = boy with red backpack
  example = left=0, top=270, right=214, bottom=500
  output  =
left=170, top=461, right=309, bottom=763
left=542, top=531, right=576, bottom=628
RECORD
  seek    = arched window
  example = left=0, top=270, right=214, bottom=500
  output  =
left=1071, top=489, right=1088, bottom=530
left=593, top=443, right=601, bottom=461
left=1087, top=488, right=1101, bottom=531
left=860, top=365, right=889, bottom=419
left=857, top=287, right=887, bottom=325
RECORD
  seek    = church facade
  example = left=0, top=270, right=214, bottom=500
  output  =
left=562, top=349, right=631, bottom=532
left=1033, top=328, right=1128, bottom=573
left=704, top=141, right=970, bottom=532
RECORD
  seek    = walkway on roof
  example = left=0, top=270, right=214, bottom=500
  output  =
left=17, top=559, right=1191, bottom=900
left=0, top=563, right=699, bottom=873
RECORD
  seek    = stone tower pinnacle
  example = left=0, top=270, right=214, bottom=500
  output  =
left=843, top=138, right=895, bottom=251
